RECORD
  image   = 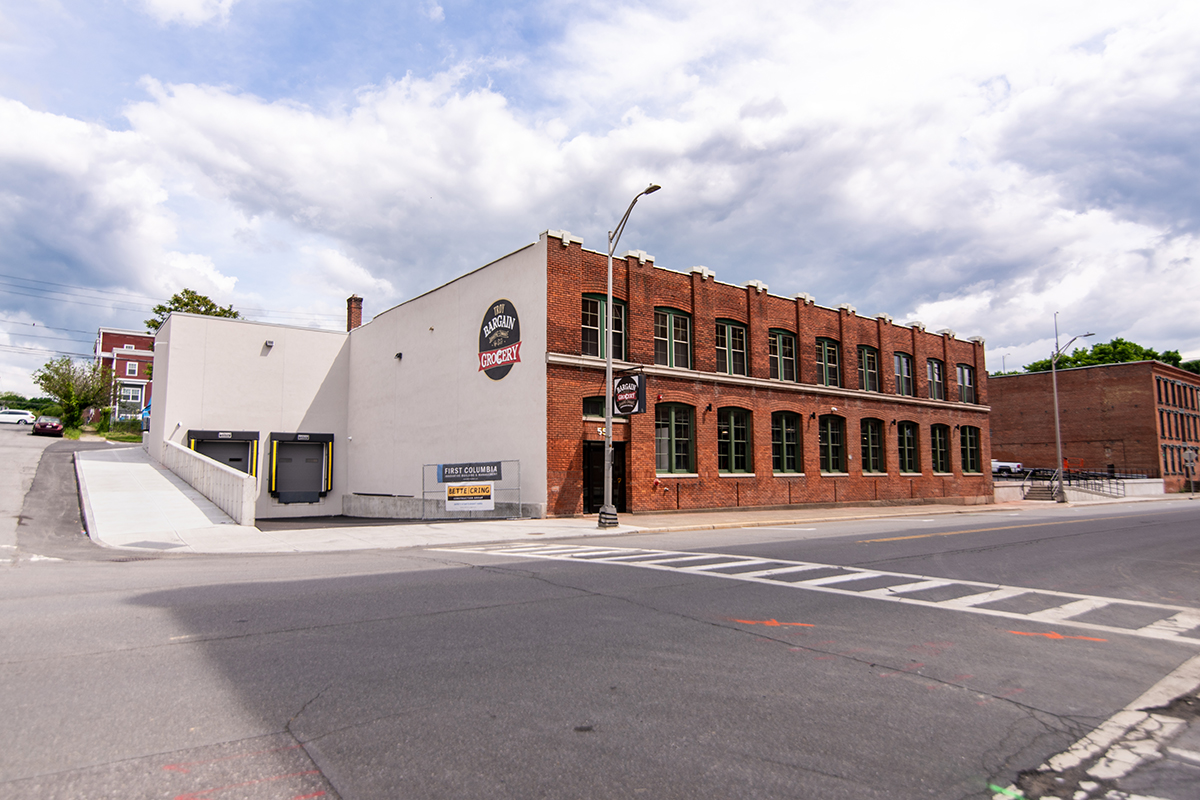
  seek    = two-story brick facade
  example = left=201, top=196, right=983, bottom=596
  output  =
left=542, top=231, right=992, bottom=515
left=95, top=327, right=155, bottom=419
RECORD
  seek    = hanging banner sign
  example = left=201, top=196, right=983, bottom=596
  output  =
left=613, top=374, right=646, bottom=415
left=478, top=299, right=522, bottom=380
left=438, top=461, right=503, bottom=483
left=446, top=482, right=494, bottom=510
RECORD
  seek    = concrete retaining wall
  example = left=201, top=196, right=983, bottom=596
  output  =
left=343, top=493, right=544, bottom=520
left=994, top=485, right=1023, bottom=502
left=161, top=439, right=258, bottom=526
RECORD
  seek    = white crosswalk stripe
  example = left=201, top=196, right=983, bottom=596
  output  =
left=436, top=544, right=1200, bottom=645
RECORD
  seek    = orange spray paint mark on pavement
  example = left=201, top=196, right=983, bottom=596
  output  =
left=731, top=618, right=815, bottom=627
left=1009, top=630, right=1107, bottom=642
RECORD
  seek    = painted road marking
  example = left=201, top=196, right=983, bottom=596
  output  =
left=1009, top=631, right=1108, bottom=642
left=859, top=517, right=1090, bottom=543
left=438, top=544, right=1200, bottom=646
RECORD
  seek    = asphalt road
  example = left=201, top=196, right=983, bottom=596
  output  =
left=3, top=431, right=1199, bottom=799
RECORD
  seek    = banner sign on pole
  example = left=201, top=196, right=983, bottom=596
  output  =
left=612, top=374, right=646, bottom=415
left=446, top=482, right=494, bottom=510
left=437, top=461, right=503, bottom=483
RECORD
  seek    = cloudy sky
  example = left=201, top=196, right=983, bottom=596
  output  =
left=2, top=0, right=1198, bottom=396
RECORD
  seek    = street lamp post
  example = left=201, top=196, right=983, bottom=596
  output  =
left=1050, top=313, right=1094, bottom=502
left=599, top=183, right=660, bottom=528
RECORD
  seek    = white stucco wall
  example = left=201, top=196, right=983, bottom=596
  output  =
left=345, top=239, right=549, bottom=512
left=149, top=313, right=350, bottom=519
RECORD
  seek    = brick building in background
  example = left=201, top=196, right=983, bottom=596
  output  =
left=150, top=230, right=992, bottom=521
left=94, top=327, right=154, bottom=419
left=989, top=361, right=1200, bottom=492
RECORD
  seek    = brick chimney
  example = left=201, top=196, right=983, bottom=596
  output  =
left=347, top=295, right=363, bottom=331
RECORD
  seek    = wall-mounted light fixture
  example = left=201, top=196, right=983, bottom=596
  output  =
left=705, top=403, right=713, bottom=412
left=809, top=412, right=817, bottom=420
left=264, top=340, right=274, bottom=348
left=890, top=419, right=897, bottom=426
left=394, top=352, right=403, bottom=361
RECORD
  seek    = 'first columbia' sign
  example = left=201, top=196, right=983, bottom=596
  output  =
left=437, top=461, right=502, bottom=483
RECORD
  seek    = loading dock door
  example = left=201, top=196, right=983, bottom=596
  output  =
left=269, top=433, right=334, bottom=504
left=187, top=430, right=259, bottom=477
left=195, top=441, right=252, bottom=473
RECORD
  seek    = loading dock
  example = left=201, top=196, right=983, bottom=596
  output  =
left=187, top=430, right=259, bottom=476
left=269, top=432, right=334, bottom=504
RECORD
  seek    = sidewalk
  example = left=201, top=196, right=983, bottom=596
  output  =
left=75, top=445, right=1192, bottom=555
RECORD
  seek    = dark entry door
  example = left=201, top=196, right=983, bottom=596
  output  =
left=583, top=442, right=625, bottom=514
left=275, top=442, right=325, bottom=503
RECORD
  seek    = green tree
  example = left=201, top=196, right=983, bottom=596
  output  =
left=1182, top=360, right=1200, bottom=376
left=145, top=288, right=240, bottom=333
left=31, top=357, right=113, bottom=429
left=1024, top=337, right=1182, bottom=373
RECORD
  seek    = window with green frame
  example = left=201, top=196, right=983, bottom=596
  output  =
left=897, top=421, right=919, bottom=473
left=715, top=320, right=748, bottom=375
left=861, top=418, right=884, bottom=473
left=931, top=424, right=951, bottom=473
left=769, top=330, right=797, bottom=381
left=582, top=396, right=605, bottom=417
left=816, top=338, right=840, bottom=387
left=818, top=414, right=845, bottom=472
left=927, top=359, right=945, bottom=400
left=655, top=403, right=694, bottom=473
left=717, top=408, right=752, bottom=472
left=960, top=425, right=982, bottom=473
left=957, top=364, right=977, bottom=403
left=772, top=411, right=801, bottom=473
left=894, top=352, right=914, bottom=396
left=581, top=295, right=625, bottom=360
left=858, top=345, right=879, bottom=391
left=654, top=309, right=691, bottom=369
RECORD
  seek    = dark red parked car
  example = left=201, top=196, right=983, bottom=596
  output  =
left=32, top=416, right=64, bottom=437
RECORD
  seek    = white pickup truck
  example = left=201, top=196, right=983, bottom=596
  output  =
left=991, top=459, right=1023, bottom=475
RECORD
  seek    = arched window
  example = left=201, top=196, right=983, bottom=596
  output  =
left=718, top=408, right=752, bottom=472
left=772, top=412, right=801, bottom=473
left=861, top=418, right=884, bottom=473
left=931, top=424, right=951, bottom=473
left=819, top=415, right=845, bottom=473
left=655, top=404, right=694, bottom=473
left=960, top=426, right=982, bottom=473
left=816, top=339, right=840, bottom=387
left=898, top=421, right=920, bottom=473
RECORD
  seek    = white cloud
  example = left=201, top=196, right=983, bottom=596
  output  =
left=4, top=0, right=1200, bottom=393
left=137, top=0, right=239, bottom=26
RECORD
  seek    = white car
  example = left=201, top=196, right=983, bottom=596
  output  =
left=0, top=409, right=37, bottom=425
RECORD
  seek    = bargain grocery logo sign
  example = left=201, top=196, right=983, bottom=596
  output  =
left=478, top=299, right=521, bottom=380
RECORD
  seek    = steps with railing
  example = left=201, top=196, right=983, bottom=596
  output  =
left=1014, top=466, right=1145, bottom=500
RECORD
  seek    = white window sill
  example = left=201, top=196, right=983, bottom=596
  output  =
left=718, top=472, right=755, bottom=477
left=655, top=472, right=699, bottom=478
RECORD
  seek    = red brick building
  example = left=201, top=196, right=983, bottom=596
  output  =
left=543, top=231, right=993, bottom=515
left=988, top=361, right=1200, bottom=492
left=94, top=327, right=154, bottom=419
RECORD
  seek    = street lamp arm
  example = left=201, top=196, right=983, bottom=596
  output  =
left=609, top=184, right=662, bottom=255
left=1052, top=332, right=1096, bottom=365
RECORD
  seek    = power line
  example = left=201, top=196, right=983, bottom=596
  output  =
left=0, top=343, right=94, bottom=358
left=0, top=320, right=98, bottom=336
left=0, top=273, right=344, bottom=320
